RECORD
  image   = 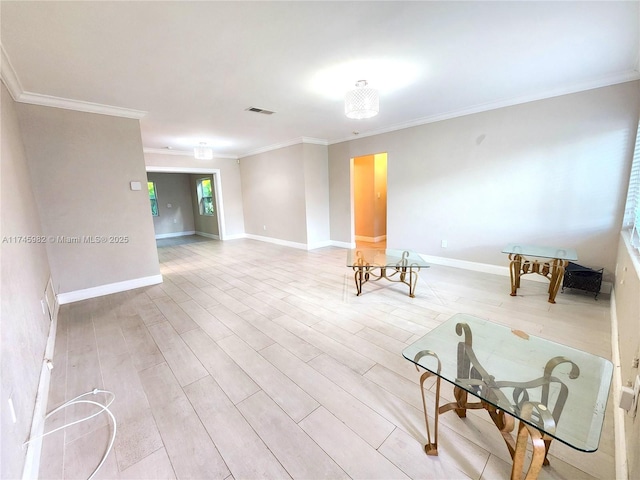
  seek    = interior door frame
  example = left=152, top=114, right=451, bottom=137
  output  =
left=351, top=152, right=388, bottom=246
left=145, top=166, right=227, bottom=240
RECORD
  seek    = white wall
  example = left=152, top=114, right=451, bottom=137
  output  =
left=144, top=153, right=245, bottom=238
left=1, top=84, right=52, bottom=479
left=240, top=144, right=308, bottom=244
left=329, top=82, right=640, bottom=278
left=147, top=172, right=196, bottom=236
left=303, top=143, right=331, bottom=248
left=16, top=103, right=161, bottom=295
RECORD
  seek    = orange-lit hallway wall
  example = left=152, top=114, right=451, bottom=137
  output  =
left=354, top=153, right=387, bottom=242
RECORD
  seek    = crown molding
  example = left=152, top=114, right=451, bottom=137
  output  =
left=300, top=136, right=329, bottom=146
left=1, top=44, right=23, bottom=100
left=239, top=136, right=328, bottom=158
left=143, top=147, right=237, bottom=159
left=144, top=147, right=193, bottom=156
left=17, top=91, right=147, bottom=119
left=329, top=70, right=640, bottom=145
left=0, top=44, right=146, bottom=119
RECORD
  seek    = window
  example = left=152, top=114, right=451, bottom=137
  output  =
left=197, top=177, right=214, bottom=216
left=148, top=181, right=159, bottom=216
left=624, top=123, right=640, bottom=251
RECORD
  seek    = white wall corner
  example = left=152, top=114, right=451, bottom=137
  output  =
left=330, top=240, right=357, bottom=248
left=307, top=240, right=333, bottom=250
left=1, top=44, right=23, bottom=101
left=195, top=231, right=220, bottom=240
left=219, top=233, right=245, bottom=241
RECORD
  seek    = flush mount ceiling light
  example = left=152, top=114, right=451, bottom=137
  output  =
left=345, top=80, right=379, bottom=119
left=194, top=142, right=214, bottom=160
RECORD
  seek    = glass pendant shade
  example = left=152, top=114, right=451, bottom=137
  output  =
left=345, top=80, right=379, bottom=119
left=194, top=143, right=214, bottom=160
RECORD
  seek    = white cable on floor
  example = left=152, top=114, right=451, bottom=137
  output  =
left=23, top=389, right=117, bottom=480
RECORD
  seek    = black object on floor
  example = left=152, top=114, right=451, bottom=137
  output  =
left=562, top=262, right=603, bottom=300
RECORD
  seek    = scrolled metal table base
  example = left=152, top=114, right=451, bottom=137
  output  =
left=353, top=251, right=422, bottom=297
left=413, top=322, right=578, bottom=480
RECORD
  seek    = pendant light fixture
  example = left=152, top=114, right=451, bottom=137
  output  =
left=345, top=80, right=379, bottom=119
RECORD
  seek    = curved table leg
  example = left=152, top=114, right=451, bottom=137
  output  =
left=547, top=259, right=567, bottom=304
left=509, top=254, right=522, bottom=296
left=511, top=421, right=546, bottom=480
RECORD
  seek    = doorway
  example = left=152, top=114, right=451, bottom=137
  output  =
left=353, top=153, right=387, bottom=248
left=145, top=167, right=226, bottom=242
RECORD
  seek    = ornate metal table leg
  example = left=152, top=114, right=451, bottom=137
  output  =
left=511, top=402, right=556, bottom=480
left=486, top=405, right=516, bottom=458
left=413, top=350, right=442, bottom=456
left=511, top=421, right=546, bottom=480
left=408, top=266, right=419, bottom=298
left=353, top=266, right=364, bottom=296
left=547, top=258, right=567, bottom=304
left=508, top=254, right=522, bottom=296
left=452, top=386, right=468, bottom=418
left=419, top=370, right=440, bottom=455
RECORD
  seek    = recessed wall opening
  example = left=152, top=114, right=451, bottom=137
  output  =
left=352, top=152, right=387, bottom=248
left=145, top=167, right=226, bottom=253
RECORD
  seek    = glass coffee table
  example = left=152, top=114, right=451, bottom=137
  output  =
left=502, top=244, right=578, bottom=303
left=403, top=314, right=612, bottom=479
left=346, top=249, right=429, bottom=297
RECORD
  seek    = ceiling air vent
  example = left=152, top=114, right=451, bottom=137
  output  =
left=245, top=107, right=275, bottom=115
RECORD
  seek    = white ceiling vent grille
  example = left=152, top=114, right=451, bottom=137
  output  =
left=245, top=107, right=275, bottom=115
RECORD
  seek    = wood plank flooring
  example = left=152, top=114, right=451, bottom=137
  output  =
left=38, top=237, right=615, bottom=479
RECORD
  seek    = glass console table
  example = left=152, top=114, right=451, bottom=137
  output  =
left=403, top=314, right=612, bottom=480
left=502, top=244, right=578, bottom=303
left=346, top=249, right=429, bottom=297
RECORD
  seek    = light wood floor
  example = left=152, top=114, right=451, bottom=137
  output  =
left=38, top=237, right=615, bottom=479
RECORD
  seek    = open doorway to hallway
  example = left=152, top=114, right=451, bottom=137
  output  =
left=145, top=167, right=226, bottom=240
left=353, top=152, right=387, bottom=249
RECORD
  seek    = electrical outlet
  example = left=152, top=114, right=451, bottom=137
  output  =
left=633, top=357, right=639, bottom=368
left=263, top=225, right=266, bottom=231
left=441, top=239, right=448, bottom=248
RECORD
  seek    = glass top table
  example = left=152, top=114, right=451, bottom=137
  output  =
left=403, top=314, right=613, bottom=478
left=501, top=244, right=578, bottom=261
left=346, top=249, right=429, bottom=297
left=502, top=243, right=578, bottom=303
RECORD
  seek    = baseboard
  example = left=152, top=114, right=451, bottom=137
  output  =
left=611, top=289, right=629, bottom=480
left=155, top=230, right=196, bottom=239
left=355, top=235, right=387, bottom=243
left=330, top=240, right=357, bottom=249
left=307, top=240, right=333, bottom=250
left=418, top=253, right=613, bottom=292
left=222, top=233, right=247, bottom=241
left=244, top=233, right=308, bottom=250
left=56, top=274, right=163, bottom=304
left=195, top=231, right=219, bottom=240
left=419, top=254, right=508, bottom=277
left=244, top=234, right=343, bottom=251
left=22, top=279, right=59, bottom=479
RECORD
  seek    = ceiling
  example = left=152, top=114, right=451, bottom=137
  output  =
left=2, top=1, right=639, bottom=158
